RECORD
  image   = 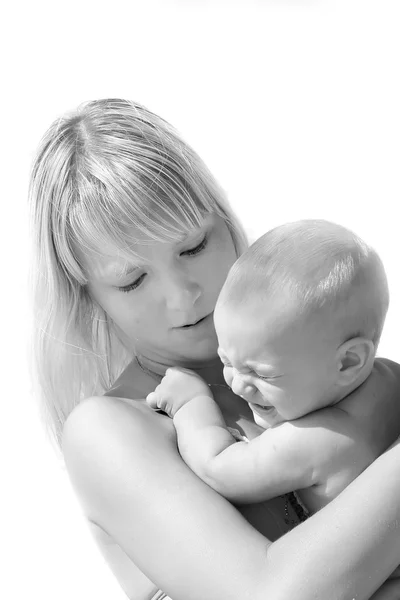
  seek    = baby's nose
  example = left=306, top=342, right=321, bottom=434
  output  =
left=231, top=375, right=255, bottom=399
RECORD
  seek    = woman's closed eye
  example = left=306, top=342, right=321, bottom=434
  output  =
left=181, top=235, right=208, bottom=256
left=117, top=236, right=209, bottom=293
left=118, top=273, right=147, bottom=293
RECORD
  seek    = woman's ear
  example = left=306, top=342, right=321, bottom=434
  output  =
left=336, top=337, right=375, bottom=386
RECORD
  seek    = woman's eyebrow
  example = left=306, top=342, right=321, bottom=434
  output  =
left=97, top=225, right=209, bottom=281
left=178, top=224, right=207, bottom=242
left=117, top=264, right=141, bottom=277
left=96, top=261, right=141, bottom=280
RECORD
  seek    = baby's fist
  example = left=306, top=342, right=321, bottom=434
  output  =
left=146, top=367, right=212, bottom=417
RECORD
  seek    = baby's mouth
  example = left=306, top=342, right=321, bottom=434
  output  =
left=249, top=402, right=275, bottom=414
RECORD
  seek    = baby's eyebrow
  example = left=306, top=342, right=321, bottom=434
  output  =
left=246, top=360, right=279, bottom=373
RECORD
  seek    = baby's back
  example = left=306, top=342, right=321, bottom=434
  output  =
left=297, top=358, right=400, bottom=513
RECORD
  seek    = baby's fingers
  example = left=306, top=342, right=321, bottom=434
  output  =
left=146, top=391, right=161, bottom=410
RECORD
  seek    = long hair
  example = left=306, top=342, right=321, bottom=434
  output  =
left=29, top=98, right=248, bottom=448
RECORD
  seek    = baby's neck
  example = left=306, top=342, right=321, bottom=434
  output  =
left=331, top=363, right=375, bottom=406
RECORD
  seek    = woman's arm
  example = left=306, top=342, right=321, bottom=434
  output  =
left=369, top=579, right=400, bottom=600
left=88, top=520, right=161, bottom=600
left=63, top=395, right=400, bottom=600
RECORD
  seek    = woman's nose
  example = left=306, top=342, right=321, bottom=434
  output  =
left=163, top=271, right=201, bottom=312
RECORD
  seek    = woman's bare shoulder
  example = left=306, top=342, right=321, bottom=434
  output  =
left=63, top=393, right=174, bottom=457
left=63, top=399, right=171, bottom=600
left=62, top=351, right=174, bottom=476
left=62, top=395, right=176, bottom=515
left=62, top=353, right=167, bottom=468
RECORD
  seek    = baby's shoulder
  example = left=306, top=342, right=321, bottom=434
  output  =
left=343, top=357, right=400, bottom=411
left=338, top=356, right=400, bottom=455
left=373, top=357, right=400, bottom=386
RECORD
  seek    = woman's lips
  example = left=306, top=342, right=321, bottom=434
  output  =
left=181, top=316, right=206, bottom=328
left=178, top=313, right=212, bottom=328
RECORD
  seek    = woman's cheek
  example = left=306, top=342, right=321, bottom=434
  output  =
left=209, top=225, right=238, bottom=286
left=109, top=297, right=147, bottom=337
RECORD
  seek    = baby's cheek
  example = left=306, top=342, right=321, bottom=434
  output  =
left=223, top=366, right=233, bottom=388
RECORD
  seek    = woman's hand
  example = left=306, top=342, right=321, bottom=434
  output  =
left=146, top=366, right=213, bottom=417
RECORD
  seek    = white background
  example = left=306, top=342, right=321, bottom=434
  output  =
left=2, top=1, right=400, bottom=598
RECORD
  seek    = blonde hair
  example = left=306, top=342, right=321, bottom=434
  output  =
left=220, top=219, right=389, bottom=347
left=29, top=98, right=248, bottom=448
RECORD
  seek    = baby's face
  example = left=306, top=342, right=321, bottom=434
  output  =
left=214, top=299, right=341, bottom=428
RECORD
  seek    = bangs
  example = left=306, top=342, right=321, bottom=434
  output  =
left=64, top=168, right=218, bottom=281
left=46, top=99, right=244, bottom=287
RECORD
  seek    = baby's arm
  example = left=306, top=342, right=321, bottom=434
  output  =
left=146, top=368, right=316, bottom=501
left=174, top=399, right=317, bottom=502
left=63, top=395, right=400, bottom=600
left=173, top=394, right=239, bottom=465
left=147, top=368, right=371, bottom=505
left=146, top=368, right=242, bottom=474
left=174, top=399, right=378, bottom=507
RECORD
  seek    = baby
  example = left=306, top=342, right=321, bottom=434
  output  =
left=146, top=219, right=399, bottom=514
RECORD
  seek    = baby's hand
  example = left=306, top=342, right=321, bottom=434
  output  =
left=146, top=367, right=213, bottom=418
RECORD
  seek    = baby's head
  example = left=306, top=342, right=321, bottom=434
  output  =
left=214, top=220, right=389, bottom=428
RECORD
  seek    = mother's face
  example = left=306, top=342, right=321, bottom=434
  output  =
left=85, top=214, right=238, bottom=364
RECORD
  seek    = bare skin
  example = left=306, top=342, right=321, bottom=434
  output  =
left=147, top=358, right=400, bottom=513
left=62, top=214, right=400, bottom=599
left=108, top=357, right=302, bottom=539
left=63, top=355, right=400, bottom=600
left=66, top=359, right=301, bottom=600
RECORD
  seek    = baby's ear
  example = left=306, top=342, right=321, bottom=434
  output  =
left=336, top=337, right=375, bottom=386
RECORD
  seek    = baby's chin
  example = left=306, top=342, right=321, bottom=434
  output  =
left=251, top=407, right=284, bottom=429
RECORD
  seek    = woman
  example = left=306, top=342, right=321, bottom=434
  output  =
left=30, top=98, right=400, bottom=600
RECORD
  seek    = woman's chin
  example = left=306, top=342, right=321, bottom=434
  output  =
left=180, top=335, right=219, bottom=362
left=148, top=326, right=219, bottom=366
left=170, top=339, right=220, bottom=366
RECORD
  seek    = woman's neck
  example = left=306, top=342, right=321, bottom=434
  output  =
left=135, top=351, right=226, bottom=386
